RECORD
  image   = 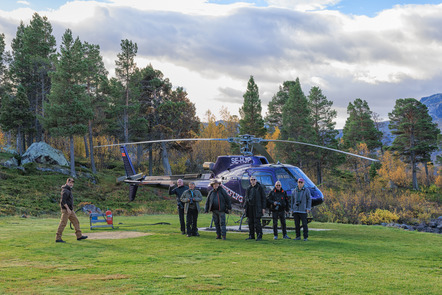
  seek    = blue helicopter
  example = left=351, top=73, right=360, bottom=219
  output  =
left=107, top=134, right=378, bottom=226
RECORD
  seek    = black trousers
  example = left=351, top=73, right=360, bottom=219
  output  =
left=272, top=211, right=287, bottom=237
left=294, top=212, right=308, bottom=239
left=178, top=204, right=185, bottom=233
left=212, top=210, right=226, bottom=237
left=186, top=207, right=198, bottom=235
left=247, top=206, right=263, bottom=238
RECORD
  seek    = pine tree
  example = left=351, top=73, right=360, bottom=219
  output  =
left=388, top=98, right=440, bottom=190
left=0, top=33, right=10, bottom=105
left=266, top=80, right=296, bottom=130
left=342, top=98, right=382, bottom=151
left=115, top=39, right=137, bottom=143
left=10, top=13, right=56, bottom=143
left=278, top=78, right=314, bottom=166
left=0, top=84, right=34, bottom=154
left=82, top=42, right=108, bottom=174
left=239, top=76, right=266, bottom=138
left=308, top=86, right=339, bottom=184
left=43, top=29, right=92, bottom=177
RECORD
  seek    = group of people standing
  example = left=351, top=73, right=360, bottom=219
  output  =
left=169, top=178, right=232, bottom=240
left=169, top=175, right=312, bottom=241
left=55, top=175, right=311, bottom=243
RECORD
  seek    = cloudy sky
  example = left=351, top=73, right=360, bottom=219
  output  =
left=1, top=0, right=441, bottom=128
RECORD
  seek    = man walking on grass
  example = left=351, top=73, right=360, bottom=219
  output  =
left=56, top=178, right=88, bottom=243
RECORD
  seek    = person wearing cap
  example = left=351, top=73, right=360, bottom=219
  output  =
left=181, top=182, right=203, bottom=237
left=244, top=176, right=267, bottom=241
left=291, top=178, right=312, bottom=241
left=55, top=178, right=88, bottom=243
left=169, top=179, right=189, bottom=235
left=267, top=180, right=291, bottom=240
left=204, top=179, right=232, bottom=240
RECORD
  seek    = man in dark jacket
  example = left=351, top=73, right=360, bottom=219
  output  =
left=267, top=181, right=291, bottom=240
left=204, top=179, right=232, bottom=240
left=291, top=178, right=312, bottom=241
left=244, top=176, right=266, bottom=241
left=169, top=179, right=189, bottom=235
left=55, top=178, right=88, bottom=243
left=181, top=182, right=203, bottom=237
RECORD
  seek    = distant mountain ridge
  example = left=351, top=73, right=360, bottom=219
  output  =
left=421, top=93, right=442, bottom=129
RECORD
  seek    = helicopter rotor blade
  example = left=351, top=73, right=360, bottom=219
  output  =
left=251, top=143, right=275, bottom=163
left=94, top=138, right=229, bottom=148
left=263, top=139, right=379, bottom=162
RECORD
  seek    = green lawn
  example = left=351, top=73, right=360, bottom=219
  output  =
left=0, top=214, right=440, bottom=294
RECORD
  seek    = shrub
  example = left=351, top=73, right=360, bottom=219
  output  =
left=359, top=209, right=399, bottom=225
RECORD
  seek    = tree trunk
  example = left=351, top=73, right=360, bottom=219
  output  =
left=316, top=161, right=322, bottom=185
left=123, top=86, right=129, bottom=143
left=136, top=144, right=143, bottom=169
left=424, top=162, right=430, bottom=187
left=69, top=135, right=77, bottom=178
left=84, top=136, right=89, bottom=158
left=161, top=142, right=172, bottom=175
left=148, top=144, right=153, bottom=176
left=410, top=132, right=419, bottom=190
left=16, top=128, right=22, bottom=155
left=411, top=154, right=418, bottom=190
left=88, top=120, right=97, bottom=174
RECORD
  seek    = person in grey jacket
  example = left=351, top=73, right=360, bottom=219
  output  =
left=291, top=178, right=312, bottom=241
left=181, top=182, right=203, bottom=237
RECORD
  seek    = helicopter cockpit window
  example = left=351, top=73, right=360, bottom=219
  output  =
left=275, top=168, right=297, bottom=190
left=286, top=167, right=314, bottom=188
left=241, top=173, right=250, bottom=189
left=251, top=172, right=274, bottom=189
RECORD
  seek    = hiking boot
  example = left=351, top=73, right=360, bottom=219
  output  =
left=256, top=235, right=262, bottom=241
left=216, top=235, right=221, bottom=239
left=295, top=237, right=301, bottom=240
left=303, top=238, right=308, bottom=241
left=187, top=234, right=192, bottom=237
left=77, top=236, right=88, bottom=241
left=181, top=231, right=186, bottom=235
left=273, top=236, right=278, bottom=240
left=222, top=236, right=226, bottom=240
left=245, top=236, right=255, bottom=240
left=55, top=239, right=66, bottom=243
left=283, top=235, right=291, bottom=239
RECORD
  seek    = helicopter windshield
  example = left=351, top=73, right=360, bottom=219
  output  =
left=286, top=167, right=315, bottom=188
left=274, top=167, right=315, bottom=190
left=274, top=168, right=297, bottom=190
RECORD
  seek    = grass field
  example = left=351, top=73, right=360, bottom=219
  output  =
left=0, top=213, right=441, bottom=294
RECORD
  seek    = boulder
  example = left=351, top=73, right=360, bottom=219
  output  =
left=3, top=157, right=19, bottom=168
left=21, top=142, right=69, bottom=166
left=0, top=145, right=18, bottom=155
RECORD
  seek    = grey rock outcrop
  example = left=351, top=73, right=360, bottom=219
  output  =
left=3, top=157, right=19, bottom=168
left=383, top=216, right=442, bottom=234
left=21, top=142, right=69, bottom=166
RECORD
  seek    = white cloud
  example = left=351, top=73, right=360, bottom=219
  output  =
left=1, top=1, right=442, bottom=128
left=17, top=1, right=30, bottom=5
left=267, top=0, right=340, bottom=11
